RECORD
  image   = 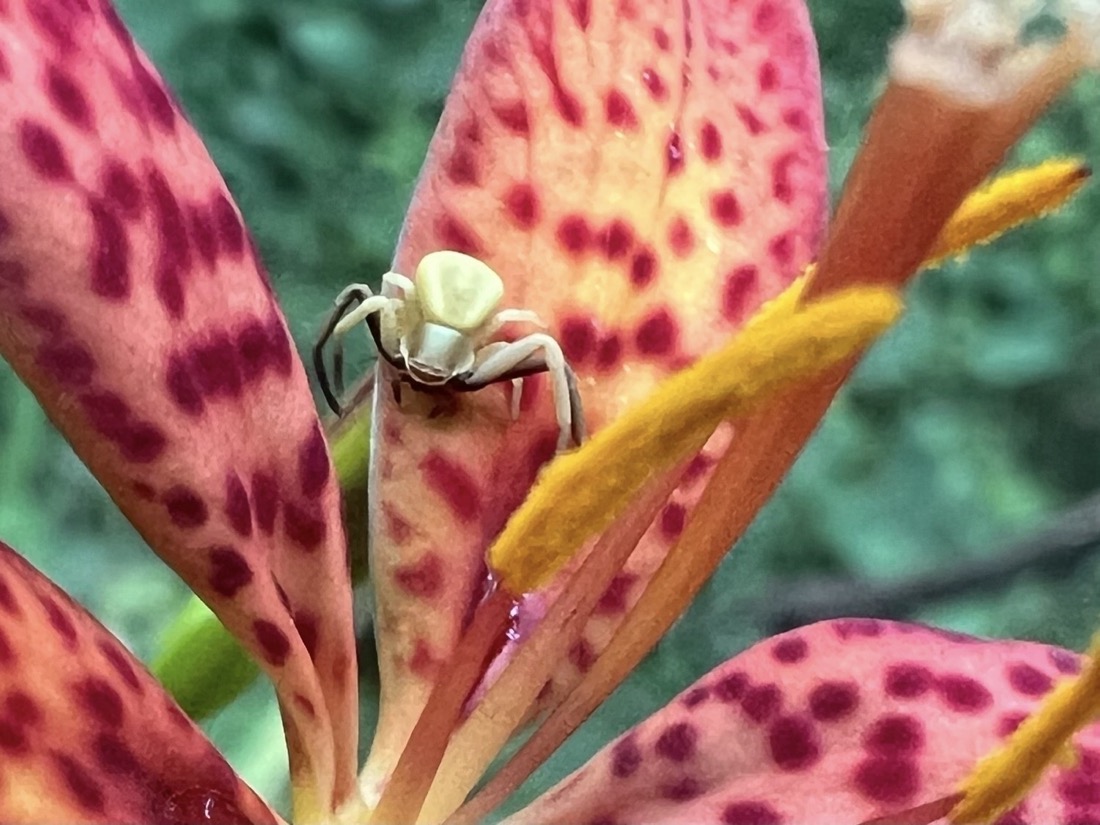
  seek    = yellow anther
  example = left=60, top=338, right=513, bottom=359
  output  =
left=928, top=158, right=1091, bottom=266
left=487, top=286, right=904, bottom=593
left=952, top=635, right=1100, bottom=824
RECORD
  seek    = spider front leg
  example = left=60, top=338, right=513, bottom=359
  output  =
left=313, top=283, right=398, bottom=415
left=466, top=333, right=587, bottom=452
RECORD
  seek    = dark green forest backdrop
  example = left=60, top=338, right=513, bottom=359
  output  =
left=1, top=0, right=1099, bottom=812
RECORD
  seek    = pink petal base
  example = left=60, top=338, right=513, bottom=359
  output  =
left=507, top=619, right=1098, bottom=825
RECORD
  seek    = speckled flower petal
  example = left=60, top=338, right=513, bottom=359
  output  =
left=0, top=1, right=355, bottom=812
left=364, top=0, right=825, bottom=797
left=505, top=619, right=1098, bottom=825
left=0, top=540, right=281, bottom=825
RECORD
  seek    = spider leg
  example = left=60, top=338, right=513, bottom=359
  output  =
left=314, top=284, right=376, bottom=415
left=382, top=271, right=416, bottom=298
left=479, top=308, right=545, bottom=342
left=465, top=333, right=586, bottom=451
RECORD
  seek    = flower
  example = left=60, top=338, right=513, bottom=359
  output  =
left=0, top=1, right=1096, bottom=825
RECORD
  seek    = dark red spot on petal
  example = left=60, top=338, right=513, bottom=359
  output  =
left=213, top=195, right=244, bottom=257
left=132, top=60, right=176, bottom=131
left=635, top=309, right=678, bottom=356
left=595, top=333, right=622, bottom=370
left=595, top=573, right=635, bottom=615
left=852, top=757, right=920, bottom=804
left=208, top=546, right=252, bottom=597
left=660, top=502, right=686, bottom=539
left=101, top=159, right=142, bottom=219
left=93, top=733, right=140, bottom=775
left=605, top=89, right=638, bottom=129
left=667, top=216, right=695, bottom=256
left=54, top=753, right=105, bottom=812
left=641, top=67, right=667, bottom=101
left=569, top=639, right=596, bottom=672
left=937, top=674, right=993, bottom=713
left=772, top=152, right=797, bottom=204
left=293, top=611, right=319, bottom=660
left=721, top=801, right=783, bottom=824
left=298, top=425, right=329, bottom=499
left=224, top=473, right=252, bottom=537
left=742, top=683, right=782, bottom=722
left=1007, top=662, right=1053, bottom=697
left=809, top=681, right=859, bottom=722
left=772, top=636, right=808, bottom=664
left=758, top=60, right=779, bottom=92
left=37, top=341, right=96, bottom=387
left=251, top=472, right=279, bottom=535
left=283, top=502, right=326, bottom=551
left=253, top=620, right=290, bottom=666
left=446, top=148, right=479, bottom=186
left=598, top=219, right=633, bottom=261
left=715, top=671, right=749, bottom=702
left=768, top=714, right=821, bottom=771
left=661, top=777, right=701, bottom=801
left=865, top=714, right=924, bottom=756
left=505, top=183, right=540, bottom=229
left=611, top=736, right=641, bottom=778
left=5, top=690, right=41, bottom=725
left=682, top=686, right=710, bottom=708
left=421, top=451, right=481, bottom=523
left=75, top=677, right=124, bottom=726
left=711, top=190, right=743, bottom=227
left=736, top=104, right=765, bottom=135
left=769, top=232, right=795, bottom=268
left=97, top=640, right=141, bottom=693
left=492, top=101, right=530, bottom=134
left=884, top=662, right=932, bottom=699
left=557, top=215, right=592, bottom=256
left=189, top=203, right=217, bottom=268
left=165, top=352, right=203, bottom=416
left=163, top=486, right=209, bottom=529
left=629, top=247, right=658, bottom=287
left=655, top=721, right=697, bottom=762
left=653, top=27, right=671, bottom=50
left=88, top=198, right=131, bottom=300
left=561, top=314, right=599, bottom=363
left=700, top=121, right=723, bottom=160
left=437, top=214, right=483, bottom=256
left=46, top=64, right=92, bottom=129
left=1051, top=648, right=1082, bottom=674
left=394, top=553, right=444, bottom=600
left=40, top=594, right=77, bottom=648
left=997, top=711, right=1028, bottom=738
left=191, top=332, right=243, bottom=399
left=19, top=119, right=71, bottom=180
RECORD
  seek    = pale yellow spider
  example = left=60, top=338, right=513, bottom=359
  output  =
left=314, top=251, right=587, bottom=451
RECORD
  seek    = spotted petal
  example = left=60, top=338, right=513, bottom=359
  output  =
left=0, top=540, right=280, bottom=824
left=0, top=0, right=355, bottom=812
left=506, top=619, right=1098, bottom=825
left=365, top=0, right=825, bottom=795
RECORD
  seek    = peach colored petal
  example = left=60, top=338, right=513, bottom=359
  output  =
left=0, top=1, right=355, bottom=810
left=505, top=620, right=1097, bottom=825
left=0, top=540, right=282, bottom=825
left=363, top=0, right=825, bottom=799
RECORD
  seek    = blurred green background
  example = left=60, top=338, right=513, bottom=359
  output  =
left=1, top=0, right=1099, bottom=815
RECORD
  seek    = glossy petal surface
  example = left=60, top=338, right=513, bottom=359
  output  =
left=365, top=0, right=825, bottom=794
left=0, top=541, right=280, bottom=825
left=0, top=0, right=356, bottom=806
left=507, top=619, right=1099, bottom=825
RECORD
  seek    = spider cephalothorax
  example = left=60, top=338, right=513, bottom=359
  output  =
left=314, top=250, right=586, bottom=451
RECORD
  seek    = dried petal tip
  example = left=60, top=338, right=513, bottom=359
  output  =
left=893, top=0, right=1093, bottom=106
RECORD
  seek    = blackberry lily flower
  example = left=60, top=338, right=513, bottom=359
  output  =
left=0, top=2, right=1095, bottom=825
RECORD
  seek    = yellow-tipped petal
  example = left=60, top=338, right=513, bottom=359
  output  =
left=488, top=286, right=903, bottom=593
left=951, top=634, right=1100, bottom=824
left=929, top=158, right=1091, bottom=266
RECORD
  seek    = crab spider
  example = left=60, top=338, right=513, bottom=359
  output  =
left=313, top=250, right=587, bottom=451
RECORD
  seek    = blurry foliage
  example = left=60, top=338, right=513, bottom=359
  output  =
left=0, top=0, right=1099, bottom=810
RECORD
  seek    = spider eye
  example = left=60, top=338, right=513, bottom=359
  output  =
left=415, top=250, right=505, bottom=330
